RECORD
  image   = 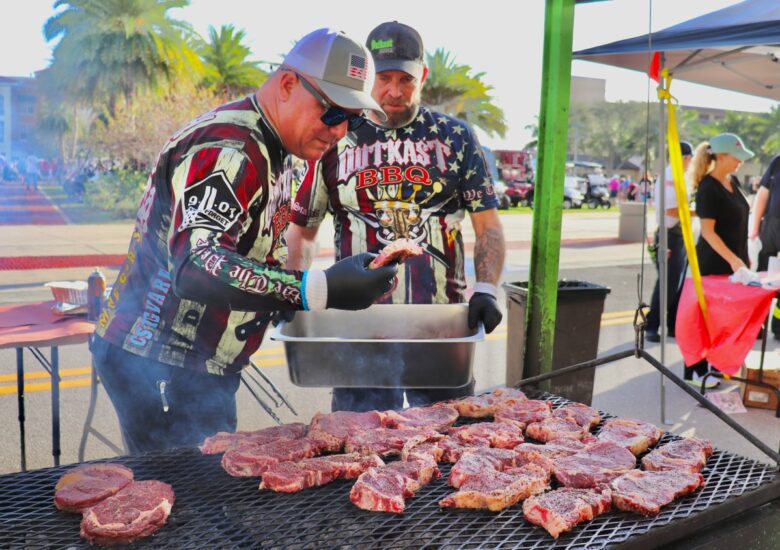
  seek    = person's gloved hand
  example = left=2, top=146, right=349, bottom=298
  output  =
left=325, top=253, right=398, bottom=310
left=468, top=292, right=502, bottom=333
left=271, top=310, right=296, bottom=326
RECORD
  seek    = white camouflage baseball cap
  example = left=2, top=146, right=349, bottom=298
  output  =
left=282, top=28, right=386, bottom=121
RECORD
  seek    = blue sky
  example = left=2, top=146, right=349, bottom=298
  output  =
left=3, top=0, right=776, bottom=149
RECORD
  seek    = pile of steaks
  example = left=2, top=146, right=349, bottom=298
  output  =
left=201, top=388, right=712, bottom=539
left=53, top=464, right=175, bottom=546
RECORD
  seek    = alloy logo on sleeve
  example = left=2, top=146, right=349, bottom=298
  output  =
left=178, top=172, right=244, bottom=233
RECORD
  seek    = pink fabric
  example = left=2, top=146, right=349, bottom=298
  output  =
left=675, top=276, right=775, bottom=375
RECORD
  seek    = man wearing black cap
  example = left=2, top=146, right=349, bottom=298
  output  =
left=645, top=140, right=694, bottom=343
left=286, top=21, right=505, bottom=412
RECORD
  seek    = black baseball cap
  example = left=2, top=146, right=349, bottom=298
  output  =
left=680, top=141, right=693, bottom=157
left=366, top=21, right=425, bottom=80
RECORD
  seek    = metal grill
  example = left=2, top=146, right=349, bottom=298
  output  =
left=0, top=392, right=777, bottom=549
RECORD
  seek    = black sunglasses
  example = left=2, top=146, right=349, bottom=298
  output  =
left=291, top=71, right=367, bottom=131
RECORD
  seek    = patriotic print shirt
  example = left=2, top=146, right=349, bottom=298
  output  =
left=96, top=95, right=301, bottom=375
left=291, top=106, right=497, bottom=304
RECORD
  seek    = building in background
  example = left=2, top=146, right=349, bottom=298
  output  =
left=0, top=76, right=38, bottom=160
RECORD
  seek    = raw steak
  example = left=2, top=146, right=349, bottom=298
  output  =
left=553, top=403, right=601, bottom=429
left=597, top=417, right=663, bottom=455
left=449, top=447, right=553, bottom=488
left=525, top=417, right=589, bottom=443
left=516, top=436, right=598, bottom=460
left=350, top=458, right=440, bottom=513
left=384, top=404, right=459, bottom=431
left=221, top=437, right=325, bottom=477
left=641, top=437, right=713, bottom=473
left=553, top=440, right=637, bottom=488
left=611, top=469, right=705, bottom=516
left=494, top=400, right=553, bottom=429
left=54, top=464, right=134, bottom=513
left=368, top=238, right=424, bottom=268
left=448, top=421, right=525, bottom=448
left=199, top=423, right=307, bottom=454
left=451, top=388, right=528, bottom=418
left=438, top=435, right=490, bottom=463
left=440, top=463, right=550, bottom=512
left=259, top=453, right=384, bottom=492
left=308, top=411, right=385, bottom=452
left=80, top=480, right=175, bottom=546
left=401, top=440, right=444, bottom=463
left=523, top=486, right=612, bottom=539
left=345, top=427, right=443, bottom=457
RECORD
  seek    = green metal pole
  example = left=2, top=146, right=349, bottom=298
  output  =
left=524, top=0, right=575, bottom=386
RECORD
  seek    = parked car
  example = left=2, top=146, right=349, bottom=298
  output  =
left=563, top=177, right=585, bottom=209
left=583, top=174, right=611, bottom=209
left=493, top=180, right=512, bottom=210
left=506, top=181, right=534, bottom=207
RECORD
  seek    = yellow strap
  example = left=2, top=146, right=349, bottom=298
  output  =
left=659, top=69, right=711, bottom=334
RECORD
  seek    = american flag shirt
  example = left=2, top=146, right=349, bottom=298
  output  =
left=96, top=95, right=302, bottom=375
left=291, top=106, right=497, bottom=304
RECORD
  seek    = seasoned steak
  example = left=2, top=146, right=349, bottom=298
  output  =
left=54, top=464, right=134, bottom=513
left=553, top=440, right=637, bottom=488
left=611, top=469, right=705, bottom=516
left=448, top=421, right=525, bottom=448
left=221, top=437, right=325, bottom=477
left=401, top=440, right=444, bottom=463
left=449, top=447, right=553, bottom=488
left=525, top=417, right=589, bottom=443
left=553, top=403, right=601, bottom=429
left=345, top=427, right=443, bottom=458
left=494, top=400, right=553, bottom=430
left=199, top=423, right=307, bottom=454
left=437, top=435, right=490, bottom=463
left=259, top=453, right=384, bottom=493
left=440, top=463, right=550, bottom=512
left=451, top=388, right=527, bottom=418
left=368, top=238, right=424, bottom=268
left=597, top=417, right=663, bottom=455
left=80, top=480, right=174, bottom=546
left=523, top=486, right=612, bottom=539
left=350, top=458, right=440, bottom=513
left=641, top=437, right=713, bottom=473
left=308, top=411, right=385, bottom=452
left=384, top=404, right=459, bottom=432
left=516, top=436, right=598, bottom=460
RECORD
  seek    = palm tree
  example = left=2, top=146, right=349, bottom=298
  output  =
left=196, top=25, right=268, bottom=98
left=422, top=48, right=507, bottom=139
left=44, top=0, right=200, bottom=112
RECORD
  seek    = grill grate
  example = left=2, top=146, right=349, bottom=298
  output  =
left=0, top=392, right=777, bottom=549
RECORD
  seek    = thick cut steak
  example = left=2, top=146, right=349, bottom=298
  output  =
left=553, top=403, right=601, bottom=429
left=597, top=417, right=663, bottom=455
left=368, top=238, right=424, bottom=268
left=200, top=423, right=307, bottom=454
left=80, top=480, right=175, bottom=546
left=437, top=435, right=490, bottom=463
left=641, top=437, right=713, bottom=473
left=350, top=458, right=440, bottom=513
left=516, top=436, right=598, bottom=460
left=384, top=404, right=459, bottom=431
left=345, top=427, right=443, bottom=457
left=440, top=463, right=550, bottom=512
left=525, top=417, right=589, bottom=442
left=553, top=440, right=637, bottom=488
left=401, top=440, right=444, bottom=463
left=494, top=400, right=552, bottom=430
left=259, top=453, right=384, bottom=492
left=523, top=486, right=612, bottom=539
left=448, top=421, right=524, bottom=448
left=54, top=464, right=134, bottom=513
left=448, top=448, right=552, bottom=488
left=611, top=469, right=705, bottom=516
left=451, top=388, right=527, bottom=418
left=308, top=411, right=385, bottom=452
left=221, top=437, right=324, bottom=477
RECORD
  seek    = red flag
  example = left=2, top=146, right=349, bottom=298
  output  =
left=648, top=52, right=661, bottom=83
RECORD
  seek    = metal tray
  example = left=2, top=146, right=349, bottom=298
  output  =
left=272, top=304, right=484, bottom=388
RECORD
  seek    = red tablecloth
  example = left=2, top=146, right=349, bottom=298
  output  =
left=0, top=301, right=94, bottom=348
left=675, top=276, right=775, bottom=375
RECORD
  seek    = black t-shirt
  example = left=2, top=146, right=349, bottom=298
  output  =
left=760, top=154, right=780, bottom=218
left=695, top=174, right=749, bottom=275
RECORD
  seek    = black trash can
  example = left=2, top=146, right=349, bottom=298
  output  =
left=503, top=280, right=611, bottom=405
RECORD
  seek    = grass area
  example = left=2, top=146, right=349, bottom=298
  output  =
left=40, top=184, right=134, bottom=224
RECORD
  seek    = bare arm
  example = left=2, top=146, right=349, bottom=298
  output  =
left=750, top=186, right=769, bottom=239
left=285, top=224, right=321, bottom=271
left=699, top=218, right=746, bottom=272
left=469, top=208, right=505, bottom=285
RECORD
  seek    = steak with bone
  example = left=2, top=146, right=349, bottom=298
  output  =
left=522, top=486, right=612, bottom=539
left=349, top=457, right=440, bottom=513
left=553, top=403, right=601, bottom=429
left=515, top=435, right=598, bottom=460
left=345, top=427, right=443, bottom=458
left=597, top=417, right=663, bottom=455
left=80, top=480, right=175, bottom=546
left=401, top=439, right=444, bottom=463
left=259, top=453, right=384, bottom=492
left=448, top=421, right=525, bottom=448
left=307, top=410, right=385, bottom=452
left=439, top=463, right=550, bottom=512
left=448, top=447, right=552, bottom=488
left=368, top=238, right=424, bottom=268
left=54, top=464, right=134, bottom=513
left=437, top=435, right=490, bottom=463
left=611, top=469, right=705, bottom=516
left=494, top=400, right=553, bottom=430
left=383, top=403, right=459, bottom=432
left=199, top=423, right=307, bottom=455
left=641, top=437, right=713, bottom=473
left=525, top=417, right=590, bottom=442
left=221, top=437, right=325, bottom=477
left=451, top=388, right=528, bottom=418
left=553, top=440, right=637, bottom=488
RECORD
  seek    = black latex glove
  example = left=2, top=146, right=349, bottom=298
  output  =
left=325, top=252, right=398, bottom=310
left=468, top=292, right=502, bottom=334
left=271, top=310, right=296, bottom=326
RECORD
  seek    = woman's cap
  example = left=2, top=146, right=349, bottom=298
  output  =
left=710, top=133, right=754, bottom=161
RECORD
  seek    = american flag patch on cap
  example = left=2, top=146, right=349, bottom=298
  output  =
left=347, top=54, right=367, bottom=81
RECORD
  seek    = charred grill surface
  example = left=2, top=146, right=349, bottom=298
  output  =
left=0, top=392, right=778, bottom=549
